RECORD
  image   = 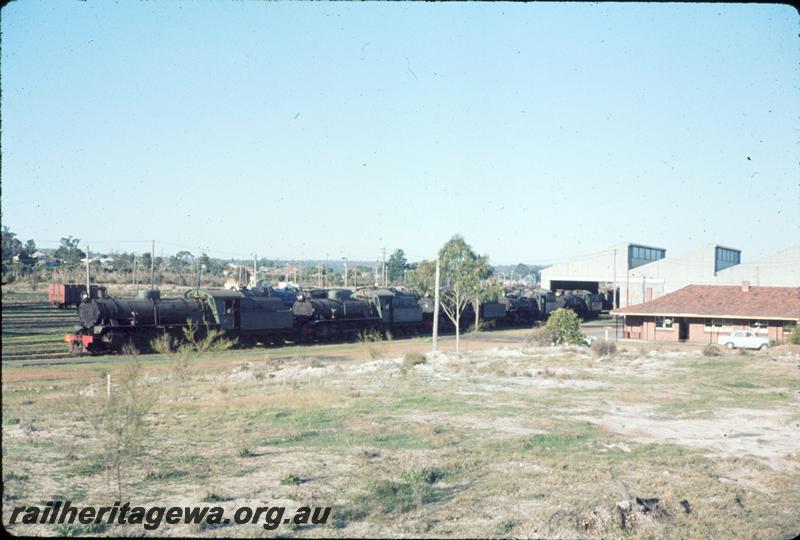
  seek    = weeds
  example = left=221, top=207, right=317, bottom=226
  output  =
left=280, top=473, right=304, bottom=485
left=203, top=492, right=232, bottom=502
left=702, top=344, right=722, bottom=357
left=400, top=352, right=427, bottom=375
left=356, top=478, right=444, bottom=514
left=360, top=329, right=388, bottom=359
left=494, top=520, right=515, bottom=538
left=400, top=467, right=446, bottom=485
left=591, top=340, right=617, bottom=357
left=151, top=320, right=236, bottom=386
left=56, top=523, right=108, bottom=536
left=527, top=326, right=558, bottom=346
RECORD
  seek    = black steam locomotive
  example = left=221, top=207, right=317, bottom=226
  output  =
left=65, top=283, right=604, bottom=355
left=65, top=285, right=425, bottom=354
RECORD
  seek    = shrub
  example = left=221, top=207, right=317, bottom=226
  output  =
left=202, top=492, right=231, bottom=502
left=280, top=473, right=304, bottom=485
left=789, top=325, right=800, bottom=345
left=591, top=340, right=617, bottom=357
left=400, top=467, right=445, bottom=485
left=702, top=344, right=722, bottom=357
left=527, top=326, right=558, bottom=346
left=544, top=308, right=586, bottom=345
left=402, top=352, right=427, bottom=369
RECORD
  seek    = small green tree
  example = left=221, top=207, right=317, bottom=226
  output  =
left=545, top=308, right=585, bottom=345
left=438, top=235, right=483, bottom=352
left=90, top=345, right=156, bottom=499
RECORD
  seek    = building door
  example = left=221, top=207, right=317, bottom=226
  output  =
left=678, top=318, right=689, bottom=341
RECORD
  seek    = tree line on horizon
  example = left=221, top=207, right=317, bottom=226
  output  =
left=2, top=227, right=539, bottom=293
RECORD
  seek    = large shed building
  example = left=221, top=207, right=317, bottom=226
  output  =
left=540, top=243, right=799, bottom=308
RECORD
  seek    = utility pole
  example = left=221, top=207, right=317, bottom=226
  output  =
left=343, top=257, right=348, bottom=288
left=432, top=258, right=441, bottom=352
left=150, top=240, right=155, bottom=289
left=85, top=245, right=91, bottom=297
left=612, top=248, right=618, bottom=309
left=381, top=248, right=387, bottom=287
left=133, top=254, right=138, bottom=293
left=253, top=252, right=257, bottom=288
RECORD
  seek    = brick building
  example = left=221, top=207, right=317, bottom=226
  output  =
left=611, top=283, right=800, bottom=344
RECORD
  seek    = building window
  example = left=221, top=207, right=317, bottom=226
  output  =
left=655, top=316, right=673, bottom=329
left=748, top=320, right=768, bottom=334
left=715, top=247, right=741, bottom=272
left=629, top=245, right=666, bottom=269
left=704, top=318, right=733, bottom=333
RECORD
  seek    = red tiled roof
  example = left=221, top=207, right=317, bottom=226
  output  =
left=611, top=285, right=800, bottom=320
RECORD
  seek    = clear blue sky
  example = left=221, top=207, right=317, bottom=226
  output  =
left=2, top=2, right=798, bottom=265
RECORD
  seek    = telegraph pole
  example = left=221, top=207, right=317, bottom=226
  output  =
left=253, top=252, right=258, bottom=288
left=381, top=248, right=387, bottom=287
left=343, top=257, right=348, bottom=288
left=86, top=245, right=91, bottom=297
left=150, top=240, right=155, bottom=289
left=612, top=248, right=618, bottom=309
left=133, top=254, right=138, bottom=293
left=432, top=258, right=441, bottom=352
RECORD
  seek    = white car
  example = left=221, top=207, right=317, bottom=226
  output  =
left=718, top=330, right=770, bottom=350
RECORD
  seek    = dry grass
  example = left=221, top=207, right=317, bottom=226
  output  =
left=2, top=341, right=799, bottom=538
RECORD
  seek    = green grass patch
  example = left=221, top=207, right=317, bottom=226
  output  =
left=355, top=479, right=449, bottom=514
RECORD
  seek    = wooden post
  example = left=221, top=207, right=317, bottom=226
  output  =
left=432, top=259, right=441, bottom=352
left=106, top=373, right=111, bottom=398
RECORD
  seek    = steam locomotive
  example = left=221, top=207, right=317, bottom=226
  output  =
left=65, top=285, right=424, bottom=354
left=64, top=284, right=604, bottom=355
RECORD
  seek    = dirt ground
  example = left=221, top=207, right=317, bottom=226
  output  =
left=2, top=331, right=799, bottom=538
